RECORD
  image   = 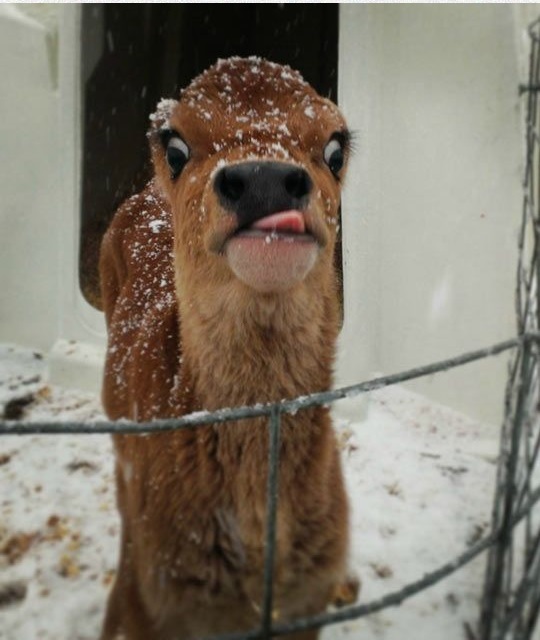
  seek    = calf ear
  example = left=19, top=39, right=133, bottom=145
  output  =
left=148, top=98, right=179, bottom=132
left=147, top=98, right=179, bottom=191
left=147, top=98, right=179, bottom=152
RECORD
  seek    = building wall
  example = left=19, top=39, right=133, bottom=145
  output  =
left=0, top=5, right=61, bottom=349
left=338, top=4, right=527, bottom=423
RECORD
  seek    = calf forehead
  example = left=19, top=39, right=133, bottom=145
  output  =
left=184, top=57, right=312, bottom=108
left=173, top=57, right=345, bottom=147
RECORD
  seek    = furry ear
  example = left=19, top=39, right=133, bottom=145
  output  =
left=148, top=98, right=179, bottom=136
left=147, top=98, right=179, bottom=153
left=147, top=98, right=179, bottom=192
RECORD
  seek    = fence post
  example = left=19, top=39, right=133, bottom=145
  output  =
left=261, top=405, right=282, bottom=638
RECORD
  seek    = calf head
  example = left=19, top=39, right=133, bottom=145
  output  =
left=148, top=57, right=350, bottom=301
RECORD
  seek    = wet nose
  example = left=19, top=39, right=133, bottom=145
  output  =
left=213, top=161, right=312, bottom=228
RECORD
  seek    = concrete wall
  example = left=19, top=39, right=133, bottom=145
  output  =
left=0, top=5, right=105, bottom=391
left=0, top=5, right=61, bottom=349
left=337, top=4, right=527, bottom=423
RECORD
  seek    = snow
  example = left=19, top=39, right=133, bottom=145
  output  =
left=0, top=344, right=508, bottom=639
left=148, top=98, right=178, bottom=131
left=304, top=105, right=316, bottom=120
left=148, top=219, right=166, bottom=234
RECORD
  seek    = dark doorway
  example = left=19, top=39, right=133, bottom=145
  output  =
left=80, top=4, right=340, bottom=310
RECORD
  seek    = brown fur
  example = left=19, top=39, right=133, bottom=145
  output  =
left=99, top=58, right=355, bottom=640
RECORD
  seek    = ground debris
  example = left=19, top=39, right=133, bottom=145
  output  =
left=58, top=553, right=81, bottom=579
left=1, top=393, right=36, bottom=419
left=66, top=460, right=99, bottom=474
left=0, top=580, right=27, bottom=608
left=384, top=480, right=403, bottom=498
left=0, top=452, right=13, bottom=466
left=0, top=531, right=39, bottom=564
left=370, top=562, right=393, bottom=579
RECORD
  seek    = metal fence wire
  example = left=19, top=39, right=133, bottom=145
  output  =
left=478, top=17, right=540, bottom=640
left=3, top=24, right=540, bottom=640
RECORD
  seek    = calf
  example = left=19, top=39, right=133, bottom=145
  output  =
left=99, top=57, right=355, bottom=640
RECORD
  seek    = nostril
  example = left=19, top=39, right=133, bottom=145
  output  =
left=214, top=162, right=312, bottom=219
left=216, top=168, right=245, bottom=202
left=285, top=168, right=312, bottom=200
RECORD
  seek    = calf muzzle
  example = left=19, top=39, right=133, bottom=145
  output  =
left=213, top=161, right=312, bottom=229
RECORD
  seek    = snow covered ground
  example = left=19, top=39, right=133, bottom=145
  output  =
left=0, top=343, right=507, bottom=640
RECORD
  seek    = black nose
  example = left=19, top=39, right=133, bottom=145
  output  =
left=214, top=161, right=312, bottom=228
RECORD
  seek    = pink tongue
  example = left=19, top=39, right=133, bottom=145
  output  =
left=251, top=210, right=305, bottom=234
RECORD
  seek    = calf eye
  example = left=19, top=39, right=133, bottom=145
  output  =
left=165, top=135, right=190, bottom=178
left=323, top=137, right=345, bottom=176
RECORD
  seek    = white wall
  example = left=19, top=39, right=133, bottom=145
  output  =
left=0, top=5, right=61, bottom=349
left=337, top=4, right=526, bottom=424
left=0, top=5, right=105, bottom=391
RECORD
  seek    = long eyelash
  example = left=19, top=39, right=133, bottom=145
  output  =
left=343, top=129, right=358, bottom=155
left=331, top=129, right=356, bottom=158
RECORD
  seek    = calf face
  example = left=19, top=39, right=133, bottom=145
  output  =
left=148, top=57, right=350, bottom=298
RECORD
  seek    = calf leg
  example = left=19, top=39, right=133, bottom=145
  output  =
left=100, top=527, right=153, bottom=640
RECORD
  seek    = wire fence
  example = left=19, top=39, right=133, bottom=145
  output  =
left=0, top=336, right=524, bottom=436
left=478, top=16, right=540, bottom=640
left=0, top=336, right=537, bottom=640
left=3, top=19, right=540, bottom=640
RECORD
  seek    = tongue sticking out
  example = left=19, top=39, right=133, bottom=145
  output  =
left=251, top=210, right=305, bottom=234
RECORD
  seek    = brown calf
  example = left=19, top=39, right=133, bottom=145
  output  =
left=99, top=57, right=355, bottom=640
